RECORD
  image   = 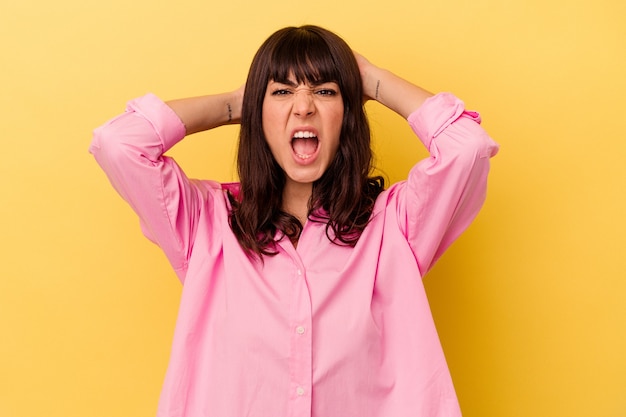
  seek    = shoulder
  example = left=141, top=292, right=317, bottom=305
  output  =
left=371, top=181, right=406, bottom=216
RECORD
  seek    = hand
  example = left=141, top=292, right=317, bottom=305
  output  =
left=353, top=51, right=380, bottom=102
left=353, top=51, right=433, bottom=118
left=229, top=84, right=246, bottom=124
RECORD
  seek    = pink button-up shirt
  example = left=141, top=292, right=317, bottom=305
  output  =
left=90, top=92, right=498, bottom=417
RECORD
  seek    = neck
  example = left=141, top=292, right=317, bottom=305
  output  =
left=282, top=181, right=312, bottom=225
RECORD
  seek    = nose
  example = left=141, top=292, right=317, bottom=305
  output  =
left=293, top=89, right=315, bottom=117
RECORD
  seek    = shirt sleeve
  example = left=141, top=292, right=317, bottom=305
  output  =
left=89, top=93, right=206, bottom=282
left=397, top=92, right=499, bottom=276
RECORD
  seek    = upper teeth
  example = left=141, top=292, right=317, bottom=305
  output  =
left=293, top=131, right=316, bottom=139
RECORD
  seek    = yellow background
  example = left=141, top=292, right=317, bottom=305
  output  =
left=1, top=0, right=625, bottom=416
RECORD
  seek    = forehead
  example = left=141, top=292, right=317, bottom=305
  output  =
left=267, top=44, right=339, bottom=85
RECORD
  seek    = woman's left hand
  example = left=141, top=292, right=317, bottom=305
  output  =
left=353, top=51, right=379, bottom=102
left=352, top=50, right=433, bottom=118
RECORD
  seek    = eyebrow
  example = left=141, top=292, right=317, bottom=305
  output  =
left=270, top=79, right=299, bottom=88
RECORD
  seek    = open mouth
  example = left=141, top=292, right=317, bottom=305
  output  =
left=291, top=131, right=319, bottom=159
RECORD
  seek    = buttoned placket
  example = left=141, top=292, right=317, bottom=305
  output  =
left=282, top=246, right=313, bottom=417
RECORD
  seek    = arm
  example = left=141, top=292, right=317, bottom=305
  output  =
left=403, top=97, right=499, bottom=274
left=166, top=86, right=244, bottom=135
left=89, top=88, right=243, bottom=281
left=355, top=53, right=499, bottom=275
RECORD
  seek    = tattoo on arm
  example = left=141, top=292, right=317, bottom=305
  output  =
left=227, top=103, right=232, bottom=123
left=375, top=80, right=380, bottom=100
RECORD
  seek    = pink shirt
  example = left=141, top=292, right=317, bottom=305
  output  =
left=90, top=92, right=498, bottom=417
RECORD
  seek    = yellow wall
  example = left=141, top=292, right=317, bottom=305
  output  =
left=1, top=0, right=624, bottom=416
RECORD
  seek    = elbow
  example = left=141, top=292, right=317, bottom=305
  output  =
left=89, top=122, right=133, bottom=169
left=89, top=112, right=163, bottom=167
left=426, top=124, right=497, bottom=180
left=90, top=122, right=118, bottom=158
left=447, top=115, right=499, bottom=161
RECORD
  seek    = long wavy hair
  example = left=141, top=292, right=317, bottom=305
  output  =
left=228, top=25, right=384, bottom=258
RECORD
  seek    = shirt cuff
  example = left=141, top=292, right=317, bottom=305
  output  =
left=407, top=92, right=481, bottom=150
left=126, top=93, right=187, bottom=152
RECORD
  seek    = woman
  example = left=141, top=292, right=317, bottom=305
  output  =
left=90, top=25, right=498, bottom=417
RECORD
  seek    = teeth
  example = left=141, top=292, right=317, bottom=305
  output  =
left=293, top=131, right=317, bottom=139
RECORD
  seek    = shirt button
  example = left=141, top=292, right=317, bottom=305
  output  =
left=296, top=387, right=305, bottom=396
left=296, top=326, right=305, bottom=335
left=297, top=269, right=302, bottom=276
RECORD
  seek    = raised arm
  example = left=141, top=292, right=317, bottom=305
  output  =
left=355, top=52, right=499, bottom=276
left=90, top=87, right=244, bottom=282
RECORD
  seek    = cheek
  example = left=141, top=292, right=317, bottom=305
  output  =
left=262, top=124, right=280, bottom=151
left=261, top=105, right=275, bottom=139
left=330, top=107, right=345, bottom=137
left=261, top=102, right=285, bottom=136
left=261, top=110, right=282, bottom=158
left=332, top=101, right=345, bottom=125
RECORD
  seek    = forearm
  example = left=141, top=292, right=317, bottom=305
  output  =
left=357, top=54, right=433, bottom=119
left=166, top=87, right=243, bottom=135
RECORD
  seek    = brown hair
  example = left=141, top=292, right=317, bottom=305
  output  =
left=229, top=25, right=384, bottom=258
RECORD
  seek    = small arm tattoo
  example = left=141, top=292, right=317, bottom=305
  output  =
left=227, top=103, right=232, bottom=123
left=375, top=80, right=380, bottom=100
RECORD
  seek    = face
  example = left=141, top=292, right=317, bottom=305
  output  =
left=262, top=74, right=344, bottom=193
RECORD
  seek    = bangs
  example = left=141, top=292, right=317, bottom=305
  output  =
left=268, top=30, right=340, bottom=85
